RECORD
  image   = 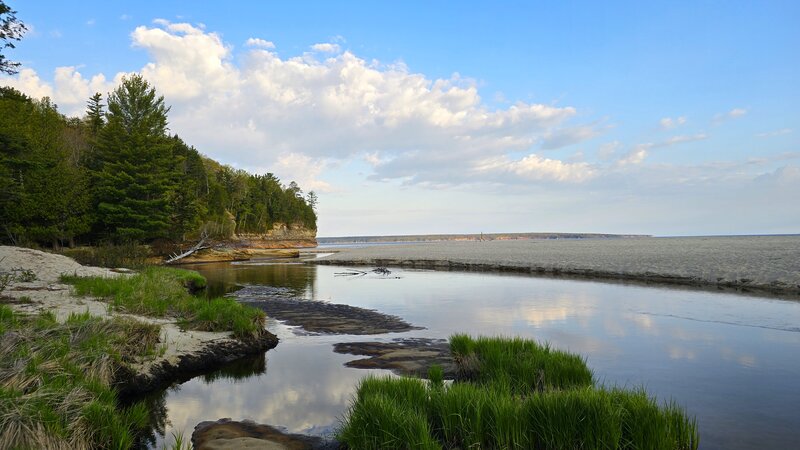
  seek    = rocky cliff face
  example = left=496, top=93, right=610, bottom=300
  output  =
left=233, top=223, right=317, bottom=249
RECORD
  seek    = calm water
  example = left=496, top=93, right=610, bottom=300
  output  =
left=139, top=260, right=800, bottom=450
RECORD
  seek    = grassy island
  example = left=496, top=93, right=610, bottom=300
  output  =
left=0, top=258, right=271, bottom=449
left=339, top=335, right=698, bottom=450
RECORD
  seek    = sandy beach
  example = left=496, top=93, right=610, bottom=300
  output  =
left=0, top=246, right=276, bottom=393
left=314, top=235, right=800, bottom=297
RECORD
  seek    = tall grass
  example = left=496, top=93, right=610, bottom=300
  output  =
left=61, top=267, right=263, bottom=340
left=338, top=335, right=698, bottom=450
left=0, top=305, right=158, bottom=449
left=450, top=334, right=593, bottom=393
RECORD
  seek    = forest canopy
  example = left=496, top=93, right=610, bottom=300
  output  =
left=0, top=75, right=317, bottom=248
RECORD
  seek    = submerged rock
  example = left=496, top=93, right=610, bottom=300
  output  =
left=333, top=338, right=457, bottom=377
left=237, top=286, right=422, bottom=335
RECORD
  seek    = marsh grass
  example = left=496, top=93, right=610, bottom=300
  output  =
left=0, top=305, right=158, bottom=449
left=338, top=335, right=698, bottom=450
left=450, top=334, right=593, bottom=392
left=61, top=267, right=263, bottom=340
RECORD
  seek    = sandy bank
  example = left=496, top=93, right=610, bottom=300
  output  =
left=0, top=246, right=277, bottom=395
left=313, top=236, right=800, bottom=298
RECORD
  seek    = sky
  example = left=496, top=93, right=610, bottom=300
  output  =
left=2, top=1, right=798, bottom=237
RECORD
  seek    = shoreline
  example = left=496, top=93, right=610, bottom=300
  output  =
left=313, top=236, right=800, bottom=299
left=0, top=246, right=279, bottom=397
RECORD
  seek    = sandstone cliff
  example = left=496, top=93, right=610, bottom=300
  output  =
left=233, top=222, right=317, bottom=249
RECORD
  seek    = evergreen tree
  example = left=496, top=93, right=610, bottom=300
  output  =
left=0, top=1, right=27, bottom=75
left=85, top=92, right=105, bottom=136
left=94, top=75, right=176, bottom=242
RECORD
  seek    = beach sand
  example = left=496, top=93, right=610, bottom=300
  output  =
left=0, top=245, right=275, bottom=392
left=314, top=235, right=800, bottom=297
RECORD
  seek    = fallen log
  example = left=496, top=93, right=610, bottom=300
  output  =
left=164, top=234, right=210, bottom=264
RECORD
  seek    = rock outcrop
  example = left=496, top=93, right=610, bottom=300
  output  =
left=235, top=223, right=317, bottom=249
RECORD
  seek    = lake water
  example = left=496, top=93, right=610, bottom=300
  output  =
left=139, top=260, right=800, bottom=450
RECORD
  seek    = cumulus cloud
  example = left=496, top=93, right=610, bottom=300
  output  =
left=659, top=116, right=686, bottom=130
left=473, top=154, right=595, bottom=182
left=0, top=20, right=644, bottom=190
left=245, top=38, right=275, bottom=49
left=310, top=43, right=341, bottom=53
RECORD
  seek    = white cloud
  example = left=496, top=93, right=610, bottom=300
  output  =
left=245, top=38, right=275, bottom=49
left=311, top=43, right=341, bottom=53
left=4, top=68, right=54, bottom=99
left=756, top=128, right=792, bottom=138
left=1, top=20, right=737, bottom=196
left=271, top=153, right=333, bottom=193
left=659, top=116, right=686, bottom=130
left=728, top=108, right=747, bottom=118
left=120, top=14, right=131, bottom=21
left=540, top=125, right=602, bottom=150
left=713, top=107, right=747, bottom=124
left=617, top=144, right=650, bottom=166
left=86, top=19, right=96, bottom=26
left=597, top=141, right=621, bottom=160
left=478, top=154, right=596, bottom=182
left=662, top=133, right=708, bottom=146
left=615, top=134, right=706, bottom=167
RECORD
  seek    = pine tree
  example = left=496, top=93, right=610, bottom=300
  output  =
left=85, top=92, right=105, bottom=136
left=94, top=75, right=177, bottom=242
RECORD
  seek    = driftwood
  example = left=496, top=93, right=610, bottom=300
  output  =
left=334, top=267, right=393, bottom=277
left=164, top=233, right=210, bottom=264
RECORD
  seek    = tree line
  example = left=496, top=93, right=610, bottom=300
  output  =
left=0, top=75, right=317, bottom=248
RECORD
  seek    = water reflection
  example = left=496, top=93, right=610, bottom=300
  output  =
left=141, top=263, right=800, bottom=450
left=181, top=259, right=317, bottom=299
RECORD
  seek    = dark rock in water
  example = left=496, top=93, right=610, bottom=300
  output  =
left=237, top=286, right=421, bottom=335
left=333, top=338, right=457, bottom=377
left=191, top=418, right=340, bottom=450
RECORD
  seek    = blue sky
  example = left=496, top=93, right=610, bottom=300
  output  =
left=3, top=1, right=799, bottom=236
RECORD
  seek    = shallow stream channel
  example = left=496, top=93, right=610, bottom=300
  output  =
left=136, top=256, right=800, bottom=449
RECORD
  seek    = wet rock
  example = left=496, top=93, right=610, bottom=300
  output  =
left=192, top=419, right=339, bottom=450
left=117, top=331, right=279, bottom=397
left=333, top=338, right=457, bottom=377
left=237, top=287, right=421, bottom=335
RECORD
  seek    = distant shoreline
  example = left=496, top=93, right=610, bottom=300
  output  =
left=313, top=236, right=800, bottom=298
left=318, top=232, right=650, bottom=244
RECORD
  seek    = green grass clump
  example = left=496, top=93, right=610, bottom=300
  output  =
left=61, top=266, right=263, bottom=340
left=338, top=335, right=698, bottom=450
left=0, top=306, right=158, bottom=449
left=450, top=334, right=593, bottom=393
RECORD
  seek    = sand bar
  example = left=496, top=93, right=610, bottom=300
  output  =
left=314, top=235, right=800, bottom=298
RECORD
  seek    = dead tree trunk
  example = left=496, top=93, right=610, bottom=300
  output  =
left=164, top=232, right=210, bottom=265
